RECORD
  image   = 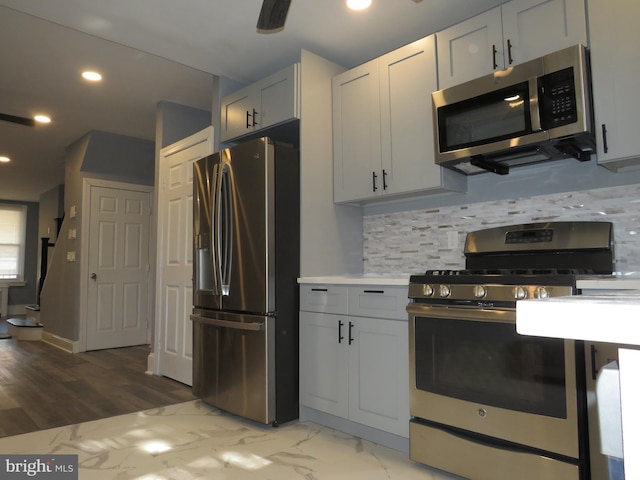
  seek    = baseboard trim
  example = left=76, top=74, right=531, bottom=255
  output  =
left=42, top=331, right=81, bottom=354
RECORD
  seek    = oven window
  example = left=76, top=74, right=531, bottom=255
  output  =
left=414, top=316, right=567, bottom=418
left=437, top=81, right=532, bottom=152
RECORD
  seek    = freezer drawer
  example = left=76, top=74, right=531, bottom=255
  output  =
left=191, top=310, right=275, bottom=424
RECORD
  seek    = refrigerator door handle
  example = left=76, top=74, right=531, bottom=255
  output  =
left=220, top=164, right=234, bottom=296
left=190, top=315, right=264, bottom=332
left=212, top=163, right=223, bottom=296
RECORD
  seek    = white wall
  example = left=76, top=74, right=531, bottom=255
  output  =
left=299, top=49, right=363, bottom=276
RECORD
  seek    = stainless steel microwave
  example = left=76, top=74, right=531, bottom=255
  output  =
left=432, top=44, right=595, bottom=175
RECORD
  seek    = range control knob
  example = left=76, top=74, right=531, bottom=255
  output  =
left=422, top=284, right=434, bottom=297
left=473, top=285, right=487, bottom=298
left=439, top=285, right=451, bottom=298
left=537, top=287, right=549, bottom=299
left=514, top=287, right=528, bottom=300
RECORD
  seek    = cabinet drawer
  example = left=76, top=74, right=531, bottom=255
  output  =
left=300, top=285, right=348, bottom=314
left=348, top=286, right=408, bottom=320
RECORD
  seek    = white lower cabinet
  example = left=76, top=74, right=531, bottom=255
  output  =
left=299, top=311, right=349, bottom=418
left=299, top=285, right=409, bottom=440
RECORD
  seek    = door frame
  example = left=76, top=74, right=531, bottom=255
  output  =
left=78, top=178, right=153, bottom=353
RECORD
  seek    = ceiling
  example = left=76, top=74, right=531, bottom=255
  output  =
left=0, top=0, right=503, bottom=202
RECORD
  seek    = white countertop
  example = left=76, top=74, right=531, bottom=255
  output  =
left=516, top=291, right=640, bottom=346
left=577, top=277, right=640, bottom=290
left=297, top=275, right=410, bottom=286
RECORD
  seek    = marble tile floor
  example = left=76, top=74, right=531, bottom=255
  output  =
left=0, top=399, right=459, bottom=480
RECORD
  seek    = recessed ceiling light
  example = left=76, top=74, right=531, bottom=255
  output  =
left=82, top=71, right=102, bottom=82
left=0, top=156, right=10, bottom=163
left=34, top=115, right=51, bottom=124
left=347, top=0, right=372, bottom=10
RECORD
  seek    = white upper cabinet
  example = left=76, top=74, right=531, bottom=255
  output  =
left=437, top=0, right=588, bottom=89
left=588, top=0, right=640, bottom=171
left=220, top=64, right=299, bottom=142
left=333, top=36, right=466, bottom=204
left=436, top=8, right=504, bottom=90
left=332, top=60, right=382, bottom=203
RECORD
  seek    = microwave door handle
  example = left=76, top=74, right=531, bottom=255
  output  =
left=212, top=163, right=223, bottom=296
left=529, top=79, right=542, bottom=132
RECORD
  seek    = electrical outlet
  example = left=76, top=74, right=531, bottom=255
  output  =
left=68, top=228, right=76, bottom=240
left=66, top=251, right=76, bottom=262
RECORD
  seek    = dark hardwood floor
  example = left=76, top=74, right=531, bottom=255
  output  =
left=0, top=331, right=195, bottom=438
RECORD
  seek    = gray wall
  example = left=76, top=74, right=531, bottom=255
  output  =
left=40, top=131, right=155, bottom=340
left=156, top=101, right=212, bottom=149
left=39, top=185, right=64, bottom=241
left=38, top=184, right=64, bottom=304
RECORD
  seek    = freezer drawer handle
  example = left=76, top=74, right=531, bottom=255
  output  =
left=190, top=315, right=264, bottom=331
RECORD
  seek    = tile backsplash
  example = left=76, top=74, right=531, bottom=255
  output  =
left=363, top=184, right=640, bottom=275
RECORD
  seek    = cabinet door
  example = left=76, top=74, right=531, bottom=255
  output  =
left=501, top=0, right=587, bottom=67
left=589, top=0, right=640, bottom=170
left=379, top=36, right=442, bottom=196
left=299, top=311, right=349, bottom=418
left=220, top=64, right=299, bottom=143
left=348, top=317, right=410, bottom=437
left=257, top=63, right=299, bottom=131
left=436, top=7, right=504, bottom=90
left=332, top=60, right=382, bottom=203
left=584, top=341, right=621, bottom=480
left=220, top=87, right=256, bottom=142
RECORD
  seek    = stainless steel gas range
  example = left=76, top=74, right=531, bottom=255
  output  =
left=407, top=221, right=614, bottom=480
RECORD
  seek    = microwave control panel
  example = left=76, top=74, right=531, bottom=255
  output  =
left=538, top=67, right=577, bottom=129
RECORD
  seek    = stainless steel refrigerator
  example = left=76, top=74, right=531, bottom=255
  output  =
left=191, top=137, right=299, bottom=425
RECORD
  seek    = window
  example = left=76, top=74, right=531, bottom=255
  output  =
left=0, top=204, right=27, bottom=280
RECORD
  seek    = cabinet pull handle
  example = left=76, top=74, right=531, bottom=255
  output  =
left=252, top=108, right=258, bottom=126
left=363, top=290, right=384, bottom=294
left=372, top=171, right=378, bottom=192
left=492, top=44, right=498, bottom=69
left=590, top=344, right=598, bottom=381
left=338, top=320, right=344, bottom=343
left=311, top=288, right=328, bottom=292
left=382, top=169, right=388, bottom=190
left=507, top=39, right=514, bottom=65
left=348, top=321, right=354, bottom=345
left=601, top=124, right=609, bottom=154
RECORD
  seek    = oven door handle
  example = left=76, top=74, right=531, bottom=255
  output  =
left=406, top=303, right=515, bottom=324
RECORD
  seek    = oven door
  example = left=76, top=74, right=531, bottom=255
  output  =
left=408, top=302, right=584, bottom=461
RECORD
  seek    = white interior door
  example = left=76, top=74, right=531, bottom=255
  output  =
left=86, top=185, right=151, bottom=350
left=156, top=126, right=213, bottom=385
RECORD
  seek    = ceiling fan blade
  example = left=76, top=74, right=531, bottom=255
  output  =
left=257, top=0, right=291, bottom=32
left=0, top=112, right=35, bottom=127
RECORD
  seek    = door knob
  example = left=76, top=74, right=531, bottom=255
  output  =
left=90, top=273, right=97, bottom=280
